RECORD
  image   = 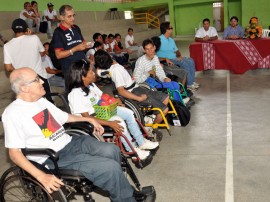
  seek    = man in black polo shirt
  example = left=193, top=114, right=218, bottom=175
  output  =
left=53, top=5, right=90, bottom=80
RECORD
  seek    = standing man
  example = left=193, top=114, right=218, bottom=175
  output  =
left=156, top=22, right=200, bottom=91
left=53, top=5, right=90, bottom=80
left=44, top=2, right=59, bottom=39
left=195, top=18, right=218, bottom=41
left=4, top=18, right=53, bottom=102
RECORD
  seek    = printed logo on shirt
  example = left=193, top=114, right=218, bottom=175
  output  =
left=32, top=109, right=62, bottom=138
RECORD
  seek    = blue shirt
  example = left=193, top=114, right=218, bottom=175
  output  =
left=223, top=25, right=245, bottom=39
left=156, top=35, right=178, bottom=60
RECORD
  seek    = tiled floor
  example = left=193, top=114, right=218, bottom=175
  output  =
left=1, top=38, right=270, bottom=201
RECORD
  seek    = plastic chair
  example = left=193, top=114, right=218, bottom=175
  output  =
left=262, top=29, right=270, bottom=37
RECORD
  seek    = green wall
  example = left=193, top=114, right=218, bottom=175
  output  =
left=174, top=3, right=213, bottom=35
left=1, top=0, right=270, bottom=35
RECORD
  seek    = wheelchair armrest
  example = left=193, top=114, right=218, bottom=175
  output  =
left=22, top=148, right=59, bottom=162
left=103, top=126, right=114, bottom=133
left=64, top=122, right=94, bottom=134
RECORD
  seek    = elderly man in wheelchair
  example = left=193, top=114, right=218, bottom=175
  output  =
left=1, top=67, right=155, bottom=201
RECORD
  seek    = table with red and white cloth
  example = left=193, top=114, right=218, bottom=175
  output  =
left=189, top=38, right=270, bottom=74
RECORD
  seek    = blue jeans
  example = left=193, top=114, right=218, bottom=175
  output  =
left=44, top=135, right=135, bottom=202
left=109, top=106, right=144, bottom=151
left=171, top=57, right=195, bottom=86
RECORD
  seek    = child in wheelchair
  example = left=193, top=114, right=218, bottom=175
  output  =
left=94, top=49, right=170, bottom=125
left=66, top=60, right=159, bottom=161
left=2, top=67, right=155, bottom=202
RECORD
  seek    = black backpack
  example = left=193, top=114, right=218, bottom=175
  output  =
left=48, top=25, right=83, bottom=70
left=167, top=100, right=191, bottom=127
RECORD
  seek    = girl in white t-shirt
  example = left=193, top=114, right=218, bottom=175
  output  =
left=67, top=60, right=159, bottom=160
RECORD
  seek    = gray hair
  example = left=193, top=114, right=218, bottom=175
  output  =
left=10, top=74, right=26, bottom=94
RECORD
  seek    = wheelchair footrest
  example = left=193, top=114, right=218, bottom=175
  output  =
left=135, top=186, right=156, bottom=202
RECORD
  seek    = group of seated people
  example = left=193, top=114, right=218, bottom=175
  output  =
left=195, top=16, right=262, bottom=41
left=20, top=1, right=59, bottom=38
left=2, top=4, right=204, bottom=201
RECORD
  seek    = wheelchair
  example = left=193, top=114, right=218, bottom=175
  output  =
left=0, top=122, right=156, bottom=202
left=51, top=92, right=155, bottom=168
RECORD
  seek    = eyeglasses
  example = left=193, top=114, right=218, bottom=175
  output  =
left=24, top=75, right=40, bottom=86
left=167, top=27, right=173, bottom=30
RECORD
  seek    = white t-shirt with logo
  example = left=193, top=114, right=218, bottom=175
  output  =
left=68, top=84, right=103, bottom=116
left=3, top=98, right=71, bottom=164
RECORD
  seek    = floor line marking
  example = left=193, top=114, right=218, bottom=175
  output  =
left=225, top=72, right=234, bottom=202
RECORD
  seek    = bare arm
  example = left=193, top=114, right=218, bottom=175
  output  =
left=45, top=67, right=61, bottom=74
left=117, top=86, right=147, bottom=102
left=80, top=112, right=124, bottom=133
left=4, top=64, right=15, bottom=72
left=66, top=114, right=104, bottom=135
left=9, top=148, right=64, bottom=193
left=55, top=42, right=88, bottom=60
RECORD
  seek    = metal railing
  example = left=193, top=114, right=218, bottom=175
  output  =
left=133, top=12, right=160, bottom=29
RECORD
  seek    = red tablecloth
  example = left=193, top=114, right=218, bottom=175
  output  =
left=189, top=38, right=270, bottom=74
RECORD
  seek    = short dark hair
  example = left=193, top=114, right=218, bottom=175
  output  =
left=108, top=33, right=114, bottom=38
left=114, top=33, right=121, bottom=38
left=160, top=21, right=170, bottom=34
left=66, top=59, right=90, bottom=95
left=230, top=16, right=238, bottom=22
left=59, top=5, right=73, bottom=16
left=43, top=42, right=50, bottom=46
left=93, top=41, right=102, bottom=49
left=203, top=18, right=210, bottom=24
left=128, top=28, right=133, bottom=32
left=151, top=36, right=161, bottom=51
left=102, top=34, right=107, bottom=42
left=31, top=1, right=37, bottom=6
left=93, top=32, right=101, bottom=41
left=94, top=50, right=113, bottom=70
left=142, top=39, right=154, bottom=49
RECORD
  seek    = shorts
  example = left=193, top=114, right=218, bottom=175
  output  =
left=131, top=86, right=168, bottom=113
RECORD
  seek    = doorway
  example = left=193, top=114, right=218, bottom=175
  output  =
left=213, top=2, right=224, bottom=32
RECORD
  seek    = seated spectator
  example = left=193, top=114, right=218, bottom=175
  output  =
left=67, top=60, right=159, bottom=159
left=95, top=49, right=169, bottom=125
left=151, top=36, right=187, bottom=87
left=156, top=22, right=200, bottom=92
left=2, top=67, right=148, bottom=202
left=195, top=18, right=218, bottom=41
left=223, top=16, right=244, bottom=39
left=86, top=41, right=103, bottom=64
left=108, top=33, right=115, bottom=51
left=19, top=2, right=38, bottom=32
left=42, top=42, right=65, bottom=87
left=44, top=2, right=60, bottom=39
left=125, top=28, right=144, bottom=57
left=93, top=32, right=103, bottom=43
left=102, top=34, right=112, bottom=52
left=133, top=39, right=188, bottom=104
left=30, top=1, right=41, bottom=33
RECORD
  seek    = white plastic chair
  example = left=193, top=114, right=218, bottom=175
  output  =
left=262, top=29, right=270, bottom=37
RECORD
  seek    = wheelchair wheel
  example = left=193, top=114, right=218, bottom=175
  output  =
left=0, top=174, right=67, bottom=202
left=123, top=99, right=145, bottom=125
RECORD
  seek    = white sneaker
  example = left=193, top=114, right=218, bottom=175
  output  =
left=133, top=147, right=150, bottom=160
left=139, top=138, right=159, bottom=150
left=187, top=84, right=198, bottom=92
left=183, top=97, right=190, bottom=104
left=193, top=82, right=200, bottom=88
